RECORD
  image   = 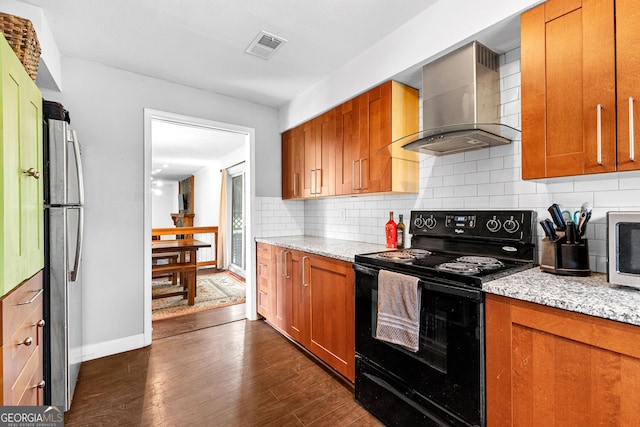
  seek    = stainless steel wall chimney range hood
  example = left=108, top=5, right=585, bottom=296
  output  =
left=399, top=41, right=520, bottom=156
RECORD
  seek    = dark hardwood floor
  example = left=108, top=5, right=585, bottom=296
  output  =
left=65, top=307, right=382, bottom=426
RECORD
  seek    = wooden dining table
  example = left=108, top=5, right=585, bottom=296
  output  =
left=151, top=239, right=211, bottom=306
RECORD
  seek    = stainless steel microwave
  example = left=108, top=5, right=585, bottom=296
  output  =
left=607, top=211, right=640, bottom=288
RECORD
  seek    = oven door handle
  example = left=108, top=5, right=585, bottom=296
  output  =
left=353, top=263, right=379, bottom=277
left=421, top=281, right=483, bottom=301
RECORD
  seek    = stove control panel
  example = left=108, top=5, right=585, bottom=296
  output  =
left=409, top=210, right=536, bottom=243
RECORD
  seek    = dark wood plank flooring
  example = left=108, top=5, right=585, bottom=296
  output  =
left=65, top=312, right=382, bottom=426
left=152, top=303, right=247, bottom=340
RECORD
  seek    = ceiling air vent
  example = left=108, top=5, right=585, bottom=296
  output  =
left=245, top=30, right=287, bottom=60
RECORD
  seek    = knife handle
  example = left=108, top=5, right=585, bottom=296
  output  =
left=548, top=204, right=566, bottom=231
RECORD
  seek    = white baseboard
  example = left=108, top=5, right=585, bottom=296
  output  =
left=80, top=333, right=148, bottom=362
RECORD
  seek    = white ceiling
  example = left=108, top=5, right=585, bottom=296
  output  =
left=151, top=120, right=245, bottom=182
left=21, top=0, right=439, bottom=108
left=20, top=0, right=442, bottom=182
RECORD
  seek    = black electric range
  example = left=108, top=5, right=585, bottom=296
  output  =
left=354, top=210, right=537, bottom=427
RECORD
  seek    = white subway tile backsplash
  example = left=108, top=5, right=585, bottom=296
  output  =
left=256, top=47, right=640, bottom=273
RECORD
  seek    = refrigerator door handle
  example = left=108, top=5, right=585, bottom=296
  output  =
left=70, top=130, right=85, bottom=205
left=70, top=206, right=84, bottom=282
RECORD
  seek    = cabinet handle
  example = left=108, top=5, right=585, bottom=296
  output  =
left=34, top=319, right=45, bottom=328
left=18, top=337, right=33, bottom=346
left=316, top=169, right=321, bottom=194
left=279, top=250, right=285, bottom=277
left=31, top=380, right=46, bottom=390
left=630, top=97, right=636, bottom=162
left=596, top=104, right=603, bottom=165
left=311, top=169, right=321, bottom=195
left=285, top=251, right=290, bottom=279
left=302, top=256, right=309, bottom=287
left=258, top=290, right=266, bottom=295
left=22, top=167, right=41, bottom=179
left=352, top=160, right=357, bottom=190
left=359, top=158, right=364, bottom=190
left=18, top=289, right=44, bottom=305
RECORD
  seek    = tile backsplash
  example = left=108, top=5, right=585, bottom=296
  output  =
left=256, top=47, right=640, bottom=273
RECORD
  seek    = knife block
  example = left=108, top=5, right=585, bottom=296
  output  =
left=540, top=237, right=590, bottom=276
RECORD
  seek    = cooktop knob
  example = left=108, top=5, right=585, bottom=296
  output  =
left=424, top=216, right=437, bottom=229
left=414, top=216, right=425, bottom=228
left=486, top=217, right=501, bottom=233
left=503, top=218, right=520, bottom=233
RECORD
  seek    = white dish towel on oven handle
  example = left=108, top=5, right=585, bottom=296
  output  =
left=375, top=269, right=421, bottom=352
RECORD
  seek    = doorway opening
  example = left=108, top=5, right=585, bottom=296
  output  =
left=143, top=109, right=257, bottom=344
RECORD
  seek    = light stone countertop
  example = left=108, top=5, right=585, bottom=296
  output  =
left=255, top=235, right=388, bottom=263
left=483, top=268, right=640, bottom=326
left=255, top=236, right=640, bottom=327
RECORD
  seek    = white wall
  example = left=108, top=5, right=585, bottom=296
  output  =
left=40, top=56, right=279, bottom=360
left=256, top=48, right=640, bottom=273
left=151, top=181, right=179, bottom=228
left=279, top=0, right=542, bottom=131
left=193, top=163, right=221, bottom=227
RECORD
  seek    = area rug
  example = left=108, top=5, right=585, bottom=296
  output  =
left=152, top=271, right=246, bottom=320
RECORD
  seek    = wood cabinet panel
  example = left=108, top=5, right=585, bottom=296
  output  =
left=616, top=0, right=640, bottom=171
left=283, top=80, right=418, bottom=199
left=282, top=128, right=301, bottom=199
left=0, top=271, right=45, bottom=405
left=256, top=243, right=355, bottom=382
left=486, top=294, right=640, bottom=426
left=521, top=0, right=639, bottom=178
left=256, top=243, right=273, bottom=318
left=307, top=255, right=355, bottom=381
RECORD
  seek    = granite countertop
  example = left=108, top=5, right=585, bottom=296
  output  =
left=255, top=235, right=388, bottom=263
left=255, top=236, right=640, bottom=328
left=484, top=268, right=640, bottom=327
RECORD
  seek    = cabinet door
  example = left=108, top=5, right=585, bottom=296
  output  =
left=365, top=82, right=392, bottom=193
left=521, top=0, right=616, bottom=179
left=616, top=0, right=640, bottom=172
left=314, top=110, right=336, bottom=197
left=486, top=294, right=640, bottom=426
left=256, top=243, right=273, bottom=318
left=336, top=96, right=369, bottom=194
left=1, top=35, right=44, bottom=295
left=307, top=255, right=355, bottom=381
left=282, top=127, right=304, bottom=199
left=274, top=247, right=288, bottom=330
left=285, top=250, right=306, bottom=343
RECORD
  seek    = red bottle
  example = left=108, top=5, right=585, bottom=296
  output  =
left=385, top=211, right=397, bottom=248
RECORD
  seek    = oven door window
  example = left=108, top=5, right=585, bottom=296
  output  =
left=618, top=223, right=640, bottom=274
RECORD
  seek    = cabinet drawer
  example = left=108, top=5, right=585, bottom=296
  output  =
left=256, top=243, right=272, bottom=261
left=1, top=271, right=44, bottom=342
left=3, top=297, right=42, bottom=389
left=12, top=345, right=42, bottom=406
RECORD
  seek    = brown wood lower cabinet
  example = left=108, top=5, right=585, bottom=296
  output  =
left=256, top=243, right=355, bottom=382
left=486, top=294, right=640, bottom=426
left=1, top=271, right=45, bottom=405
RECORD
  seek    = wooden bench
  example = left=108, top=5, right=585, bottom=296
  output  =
left=152, top=251, right=181, bottom=285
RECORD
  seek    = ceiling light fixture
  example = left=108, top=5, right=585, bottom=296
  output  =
left=245, top=30, right=287, bottom=60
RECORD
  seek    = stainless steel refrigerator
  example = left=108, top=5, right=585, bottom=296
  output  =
left=43, top=113, right=84, bottom=412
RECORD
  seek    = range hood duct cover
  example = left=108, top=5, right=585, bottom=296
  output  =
left=400, top=41, right=520, bottom=156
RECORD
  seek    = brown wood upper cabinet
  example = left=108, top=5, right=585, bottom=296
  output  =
left=282, top=80, right=420, bottom=199
left=281, top=127, right=303, bottom=199
left=521, top=0, right=640, bottom=179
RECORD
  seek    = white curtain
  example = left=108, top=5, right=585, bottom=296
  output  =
left=217, top=169, right=228, bottom=270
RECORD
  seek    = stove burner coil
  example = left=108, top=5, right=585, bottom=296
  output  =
left=456, top=256, right=504, bottom=269
left=436, top=262, right=480, bottom=275
left=376, top=249, right=432, bottom=261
